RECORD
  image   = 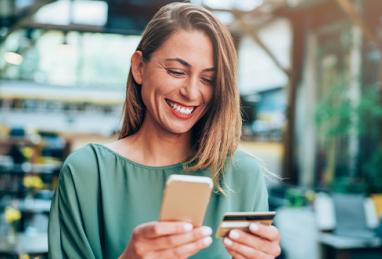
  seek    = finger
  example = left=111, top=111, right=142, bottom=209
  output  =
left=145, top=226, right=212, bottom=250
left=155, top=236, right=212, bottom=258
left=225, top=248, right=246, bottom=259
left=177, top=236, right=213, bottom=258
left=249, top=223, right=280, bottom=242
left=223, top=237, right=271, bottom=259
left=134, top=221, right=193, bottom=239
left=228, top=229, right=281, bottom=256
left=232, top=252, right=247, bottom=259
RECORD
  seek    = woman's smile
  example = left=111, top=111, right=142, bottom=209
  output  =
left=165, top=98, right=198, bottom=120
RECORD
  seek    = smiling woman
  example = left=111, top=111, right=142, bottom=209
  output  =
left=131, top=30, right=214, bottom=136
left=48, top=2, right=280, bottom=259
left=119, top=3, right=240, bottom=183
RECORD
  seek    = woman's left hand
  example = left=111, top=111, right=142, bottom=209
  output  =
left=223, top=223, right=281, bottom=259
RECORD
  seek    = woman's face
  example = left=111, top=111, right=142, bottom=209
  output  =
left=132, top=29, right=215, bottom=135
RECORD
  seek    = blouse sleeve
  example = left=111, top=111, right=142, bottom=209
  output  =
left=229, top=149, right=270, bottom=212
left=252, top=165, right=269, bottom=212
left=48, top=163, right=98, bottom=259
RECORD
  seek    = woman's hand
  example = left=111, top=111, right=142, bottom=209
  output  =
left=119, top=221, right=213, bottom=259
left=223, top=223, right=281, bottom=259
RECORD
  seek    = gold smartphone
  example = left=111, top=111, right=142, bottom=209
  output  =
left=159, top=174, right=213, bottom=226
left=216, top=211, right=276, bottom=238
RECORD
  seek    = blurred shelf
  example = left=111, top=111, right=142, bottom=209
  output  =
left=0, top=161, right=61, bottom=175
left=0, top=233, right=47, bottom=256
left=14, top=199, right=51, bottom=214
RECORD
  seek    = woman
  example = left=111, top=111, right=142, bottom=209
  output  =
left=49, top=2, right=280, bottom=259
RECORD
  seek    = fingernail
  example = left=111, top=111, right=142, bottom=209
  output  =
left=184, top=223, right=193, bottom=232
left=250, top=223, right=259, bottom=232
left=203, top=237, right=212, bottom=246
left=229, top=230, right=240, bottom=240
left=201, top=226, right=212, bottom=236
left=224, top=238, right=233, bottom=246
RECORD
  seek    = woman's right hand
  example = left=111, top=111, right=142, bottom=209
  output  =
left=119, top=221, right=213, bottom=259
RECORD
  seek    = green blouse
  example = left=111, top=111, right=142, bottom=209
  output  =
left=48, top=144, right=268, bottom=259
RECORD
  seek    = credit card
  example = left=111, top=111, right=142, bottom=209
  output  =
left=216, top=211, right=276, bottom=238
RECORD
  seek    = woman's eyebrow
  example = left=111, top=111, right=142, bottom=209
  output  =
left=165, top=57, right=215, bottom=72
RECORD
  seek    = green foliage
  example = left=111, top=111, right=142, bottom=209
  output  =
left=363, top=147, right=382, bottom=192
left=357, top=87, right=382, bottom=136
left=315, top=82, right=382, bottom=193
left=329, top=176, right=368, bottom=194
left=315, top=83, right=354, bottom=139
left=356, top=87, right=382, bottom=193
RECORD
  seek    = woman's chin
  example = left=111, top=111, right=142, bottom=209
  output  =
left=161, top=121, right=195, bottom=135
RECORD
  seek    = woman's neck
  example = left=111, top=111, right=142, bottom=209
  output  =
left=121, top=118, right=194, bottom=167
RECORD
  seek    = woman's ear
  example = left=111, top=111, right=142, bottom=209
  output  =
left=131, top=51, right=144, bottom=85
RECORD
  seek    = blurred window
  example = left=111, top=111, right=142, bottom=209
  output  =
left=1, top=30, right=140, bottom=88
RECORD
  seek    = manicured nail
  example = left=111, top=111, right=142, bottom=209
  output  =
left=229, top=230, right=240, bottom=240
left=224, top=237, right=233, bottom=246
left=201, top=226, right=212, bottom=236
left=250, top=223, right=259, bottom=232
left=203, top=237, right=212, bottom=246
left=184, top=223, right=193, bottom=232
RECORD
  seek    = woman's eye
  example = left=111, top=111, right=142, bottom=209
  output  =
left=201, top=77, right=214, bottom=85
left=166, top=69, right=186, bottom=77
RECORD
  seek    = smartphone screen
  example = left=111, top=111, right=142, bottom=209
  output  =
left=159, top=174, right=213, bottom=226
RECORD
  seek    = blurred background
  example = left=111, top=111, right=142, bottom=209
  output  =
left=0, top=0, right=381, bottom=258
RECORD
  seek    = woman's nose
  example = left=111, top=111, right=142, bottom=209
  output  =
left=179, top=77, right=200, bottom=101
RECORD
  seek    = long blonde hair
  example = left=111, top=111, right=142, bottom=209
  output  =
left=119, top=2, right=241, bottom=192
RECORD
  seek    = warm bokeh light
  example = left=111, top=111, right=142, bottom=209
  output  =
left=4, top=52, right=23, bottom=65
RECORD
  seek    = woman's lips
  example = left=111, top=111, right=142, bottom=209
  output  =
left=165, top=99, right=198, bottom=119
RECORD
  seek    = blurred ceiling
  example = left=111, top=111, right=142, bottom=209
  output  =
left=0, top=0, right=290, bottom=41
left=0, top=0, right=180, bottom=40
left=0, top=0, right=54, bottom=37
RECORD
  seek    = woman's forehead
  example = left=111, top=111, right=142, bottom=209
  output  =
left=152, top=30, right=215, bottom=69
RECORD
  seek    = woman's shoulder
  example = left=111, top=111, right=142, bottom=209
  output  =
left=60, top=143, right=103, bottom=178
left=63, top=143, right=99, bottom=166
left=56, top=144, right=103, bottom=213
left=230, top=148, right=262, bottom=174
left=223, top=149, right=269, bottom=210
left=224, top=148, right=268, bottom=186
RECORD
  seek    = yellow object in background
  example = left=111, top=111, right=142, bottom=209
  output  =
left=23, top=175, right=45, bottom=190
left=18, top=254, right=31, bottom=259
left=370, top=194, right=382, bottom=218
left=4, top=207, right=21, bottom=224
left=21, top=147, right=35, bottom=160
left=0, top=124, right=10, bottom=137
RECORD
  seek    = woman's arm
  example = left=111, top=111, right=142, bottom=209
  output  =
left=48, top=164, right=100, bottom=259
left=222, top=150, right=281, bottom=258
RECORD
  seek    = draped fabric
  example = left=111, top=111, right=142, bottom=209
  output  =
left=48, top=144, right=269, bottom=259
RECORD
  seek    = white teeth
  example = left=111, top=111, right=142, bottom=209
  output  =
left=167, top=101, right=194, bottom=115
